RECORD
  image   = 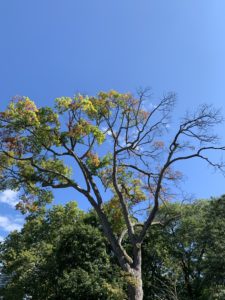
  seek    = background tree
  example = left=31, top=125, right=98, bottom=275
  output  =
left=0, top=202, right=125, bottom=300
left=0, top=91, right=224, bottom=299
left=142, top=196, right=225, bottom=300
left=1, top=197, right=225, bottom=299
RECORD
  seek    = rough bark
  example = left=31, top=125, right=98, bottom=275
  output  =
left=127, top=270, right=143, bottom=300
left=127, top=247, right=143, bottom=300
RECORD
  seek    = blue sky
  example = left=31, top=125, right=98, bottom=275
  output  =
left=0, top=1, right=225, bottom=238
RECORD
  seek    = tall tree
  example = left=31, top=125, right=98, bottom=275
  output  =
left=0, top=91, right=224, bottom=299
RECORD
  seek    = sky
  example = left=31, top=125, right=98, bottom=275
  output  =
left=0, top=0, right=225, bottom=239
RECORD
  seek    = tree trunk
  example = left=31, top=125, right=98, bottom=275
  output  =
left=127, top=246, right=143, bottom=300
left=127, top=269, right=143, bottom=300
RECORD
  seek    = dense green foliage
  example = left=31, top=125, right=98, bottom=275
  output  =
left=0, top=203, right=125, bottom=300
left=1, top=196, right=225, bottom=299
left=142, top=196, right=225, bottom=299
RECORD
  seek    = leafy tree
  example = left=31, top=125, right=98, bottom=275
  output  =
left=0, top=91, right=224, bottom=299
left=0, top=202, right=125, bottom=299
left=1, top=197, right=225, bottom=299
left=142, top=196, right=225, bottom=299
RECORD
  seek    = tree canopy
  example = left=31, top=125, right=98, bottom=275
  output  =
left=0, top=90, right=224, bottom=299
left=1, top=197, right=225, bottom=299
left=0, top=202, right=125, bottom=300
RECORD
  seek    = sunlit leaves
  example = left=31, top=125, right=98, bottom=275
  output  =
left=67, top=119, right=105, bottom=144
left=55, top=94, right=97, bottom=116
left=55, top=96, right=73, bottom=113
left=39, top=158, right=72, bottom=179
left=0, top=90, right=178, bottom=216
left=86, top=152, right=100, bottom=171
left=5, top=97, right=40, bottom=127
left=103, top=197, right=126, bottom=235
left=16, top=190, right=53, bottom=214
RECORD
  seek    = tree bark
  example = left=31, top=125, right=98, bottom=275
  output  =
left=127, top=269, right=143, bottom=300
left=127, top=246, right=143, bottom=300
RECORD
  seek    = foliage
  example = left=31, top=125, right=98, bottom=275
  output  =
left=142, top=196, right=225, bottom=299
left=1, top=197, right=225, bottom=299
left=0, top=203, right=125, bottom=300
left=0, top=90, right=224, bottom=299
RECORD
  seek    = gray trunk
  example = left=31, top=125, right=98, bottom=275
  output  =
left=127, top=246, right=143, bottom=300
left=127, top=268, right=143, bottom=300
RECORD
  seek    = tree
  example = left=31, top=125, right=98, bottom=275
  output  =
left=0, top=202, right=125, bottom=299
left=0, top=90, right=224, bottom=299
left=142, top=196, right=225, bottom=300
left=1, top=197, right=225, bottom=299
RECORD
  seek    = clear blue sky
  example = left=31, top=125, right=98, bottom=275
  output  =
left=0, top=1, right=225, bottom=238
